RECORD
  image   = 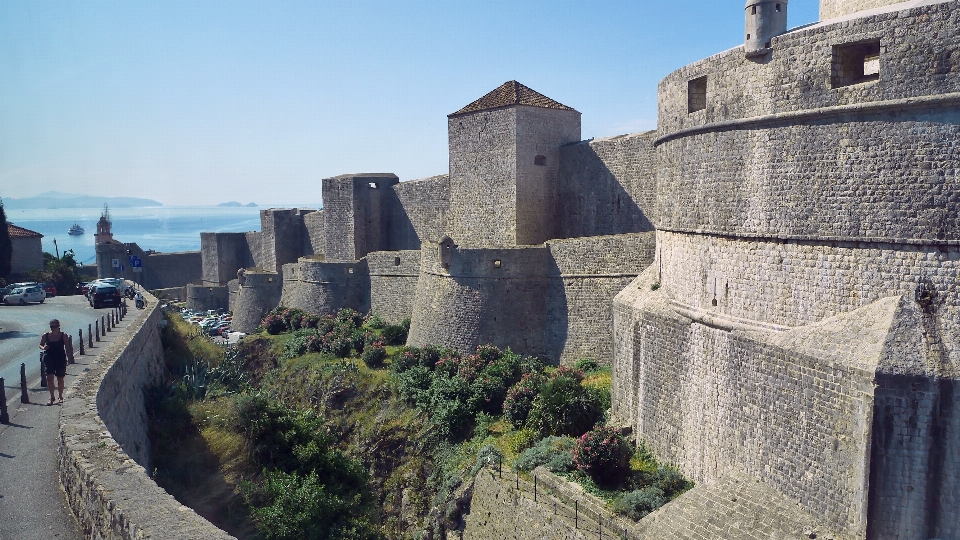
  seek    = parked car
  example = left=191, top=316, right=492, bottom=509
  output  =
left=3, top=286, right=46, bottom=305
left=90, top=285, right=122, bottom=309
left=41, top=283, right=57, bottom=297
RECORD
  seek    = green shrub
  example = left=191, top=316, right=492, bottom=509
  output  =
left=470, top=444, right=504, bottom=476
left=381, top=323, right=408, bottom=346
left=640, top=466, right=692, bottom=499
left=282, top=329, right=319, bottom=360
left=503, top=373, right=545, bottom=428
left=262, top=313, right=287, bottom=335
left=573, top=358, right=601, bottom=374
left=514, top=436, right=576, bottom=473
left=525, top=369, right=601, bottom=437
left=468, top=374, right=508, bottom=415
left=426, top=375, right=473, bottom=437
left=572, top=426, right=631, bottom=487
left=361, top=344, right=387, bottom=368
left=392, top=365, right=432, bottom=405
left=350, top=328, right=369, bottom=355
left=242, top=469, right=379, bottom=540
left=505, top=429, right=539, bottom=454
left=365, top=312, right=386, bottom=330
left=328, top=338, right=352, bottom=358
left=612, top=486, right=666, bottom=521
left=335, top=308, right=364, bottom=329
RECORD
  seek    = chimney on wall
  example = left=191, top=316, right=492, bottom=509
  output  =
left=745, top=0, right=788, bottom=58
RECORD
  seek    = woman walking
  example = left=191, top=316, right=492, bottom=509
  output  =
left=39, top=319, right=73, bottom=405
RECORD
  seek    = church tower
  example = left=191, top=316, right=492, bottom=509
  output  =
left=94, top=205, right=114, bottom=245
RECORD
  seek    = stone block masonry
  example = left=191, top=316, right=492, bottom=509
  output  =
left=232, top=269, right=283, bottom=333
left=58, top=289, right=234, bottom=539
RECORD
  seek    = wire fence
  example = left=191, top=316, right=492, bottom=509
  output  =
left=482, top=456, right=642, bottom=540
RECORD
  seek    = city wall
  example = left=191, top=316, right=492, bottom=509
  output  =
left=142, top=250, right=202, bottom=290
left=280, top=258, right=370, bottom=316
left=232, top=270, right=283, bottom=333
left=58, top=291, right=233, bottom=539
left=368, top=250, right=421, bottom=324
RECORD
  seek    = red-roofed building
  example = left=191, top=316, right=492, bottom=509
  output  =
left=8, top=223, right=43, bottom=274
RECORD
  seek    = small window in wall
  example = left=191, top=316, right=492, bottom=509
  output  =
left=688, top=76, right=707, bottom=113
left=493, top=259, right=502, bottom=268
left=534, top=155, right=547, bottom=166
left=369, top=182, right=378, bottom=189
left=832, top=40, right=881, bottom=88
left=439, top=236, right=454, bottom=270
left=394, top=256, right=401, bottom=266
left=751, top=5, right=756, bottom=14
left=347, top=267, right=354, bottom=274
left=775, top=3, right=781, bottom=11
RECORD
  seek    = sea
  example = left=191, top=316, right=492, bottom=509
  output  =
left=5, top=206, right=266, bottom=266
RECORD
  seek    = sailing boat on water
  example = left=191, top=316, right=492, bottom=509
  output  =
left=68, top=223, right=85, bottom=235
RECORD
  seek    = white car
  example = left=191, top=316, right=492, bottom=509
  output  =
left=4, top=286, right=46, bottom=305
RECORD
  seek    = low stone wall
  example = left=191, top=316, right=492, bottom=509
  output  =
left=151, top=286, right=186, bottom=302
left=58, top=291, right=234, bottom=539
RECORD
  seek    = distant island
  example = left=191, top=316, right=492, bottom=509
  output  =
left=218, top=201, right=258, bottom=207
left=3, top=191, right=162, bottom=209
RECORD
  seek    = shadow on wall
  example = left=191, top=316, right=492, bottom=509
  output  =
left=558, top=141, right=654, bottom=238
left=385, top=187, right=421, bottom=251
left=544, top=254, right=568, bottom=363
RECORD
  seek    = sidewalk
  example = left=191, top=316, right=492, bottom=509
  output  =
left=0, top=309, right=132, bottom=540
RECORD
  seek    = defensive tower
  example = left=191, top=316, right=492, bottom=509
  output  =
left=94, top=205, right=113, bottom=245
left=744, top=0, right=788, bottom=57
left=446, top=81, right=581, bottom=247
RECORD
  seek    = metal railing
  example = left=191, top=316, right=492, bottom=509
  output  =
left=484, top=456, right=641, bottom=540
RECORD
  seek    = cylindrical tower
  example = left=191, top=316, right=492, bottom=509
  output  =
left=744, top=0, right=788, bottom=57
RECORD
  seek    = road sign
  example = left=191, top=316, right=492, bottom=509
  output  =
left=112, top=259, right=120, bottom=269
left=131, top=257, right=142, bottom=268
left=133, top=267, right=142, bottom=273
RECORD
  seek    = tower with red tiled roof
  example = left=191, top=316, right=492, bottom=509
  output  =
left=445, top=81, right=580, bottom=247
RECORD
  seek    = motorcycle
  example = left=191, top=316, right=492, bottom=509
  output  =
left=134, top=291, right=146, bottom=310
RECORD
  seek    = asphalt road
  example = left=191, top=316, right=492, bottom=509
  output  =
left=0, top=295, right=112, bottom=389
left=0, top=294, right=125, bottom=540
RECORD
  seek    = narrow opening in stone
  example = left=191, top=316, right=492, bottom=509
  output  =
left=368, top=182, right=378, bottom=189
left=751, top=5, right=756, bottom=14
left=775, top=3, right=780, bottom=11
left=688, top=76, right=707, bottom=113
left=347, top=267, right=354, bottom=274
left=534, top=155, right=547, bottom=166
left=832, top=40, right=881, bottom=88
left=493, top=259, right=502, bottom=268
left=394, top=256, right=401, bottom=266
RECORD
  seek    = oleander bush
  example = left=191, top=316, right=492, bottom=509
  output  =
left=503, top=373, right=546, bottom=428
left=524, top=367, right=603, bottom=437
left=572, top=426, right=632, bottom=487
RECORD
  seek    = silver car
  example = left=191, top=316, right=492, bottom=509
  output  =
left=3, top=286, right=46, bottom=305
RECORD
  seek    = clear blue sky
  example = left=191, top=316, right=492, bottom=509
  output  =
left=0, top=1, right=821, bottom=207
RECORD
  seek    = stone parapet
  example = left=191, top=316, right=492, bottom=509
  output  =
left=58, top=290, right=233, bottom=539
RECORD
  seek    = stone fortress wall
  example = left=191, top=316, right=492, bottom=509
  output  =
left=166, top=0, right=960, bottom=536
left=613, top=1, right=960, bottom=539
left=59, top=290, right=233, bottom=539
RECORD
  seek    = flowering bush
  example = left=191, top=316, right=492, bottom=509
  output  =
left=361, top=342, right=387, bottom=368
left=572, top=426, right=631, bottom=487
left=262, top=313, right=287, bottom=335
left=503, top=373, right=545, bottom=428
left=524, top=367, right=601, bottom=437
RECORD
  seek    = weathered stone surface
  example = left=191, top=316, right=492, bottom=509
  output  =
left=59, top=289, right=234, bottom=539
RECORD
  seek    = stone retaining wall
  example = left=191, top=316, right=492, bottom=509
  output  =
left=58, top=290, right=233, bottom=539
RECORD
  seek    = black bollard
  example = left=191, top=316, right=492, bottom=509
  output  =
left=574, top=500, right=578, bottom=529
left=20, top=363, right=29, bottom=404
left=534, top=474, right=537, bottom=502
left=88, top=324, right=94, bottom=347
left=95, top=320, right=100, bottom=342
left=40, top=353, right=47, bottom=388
left=0, top=377, right=9, bottom=424
left=78, top=329, right=84, bottom=356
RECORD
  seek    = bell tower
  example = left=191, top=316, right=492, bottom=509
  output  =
left=94, top=204, right=114, bottom=245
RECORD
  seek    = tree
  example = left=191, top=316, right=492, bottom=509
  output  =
left=0, top=199, right=11, bottom=280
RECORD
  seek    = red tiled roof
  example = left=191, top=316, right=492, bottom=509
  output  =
left=7, top=223, right=42, bottom=238
left=449, top=81, right=576, bottom=117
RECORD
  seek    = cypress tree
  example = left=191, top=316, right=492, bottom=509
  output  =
left=0, top=199, right=11, bottom=279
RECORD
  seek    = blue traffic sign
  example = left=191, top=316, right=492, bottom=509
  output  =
left=131, top=257, right=142, bottom=268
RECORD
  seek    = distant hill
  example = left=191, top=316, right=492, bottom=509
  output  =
left=218, top=201, right=258, bottom=207
left=3, top=191, right=162, bottom=209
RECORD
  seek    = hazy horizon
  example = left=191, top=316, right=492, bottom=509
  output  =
left=2, top=1, right=821, bottom=207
